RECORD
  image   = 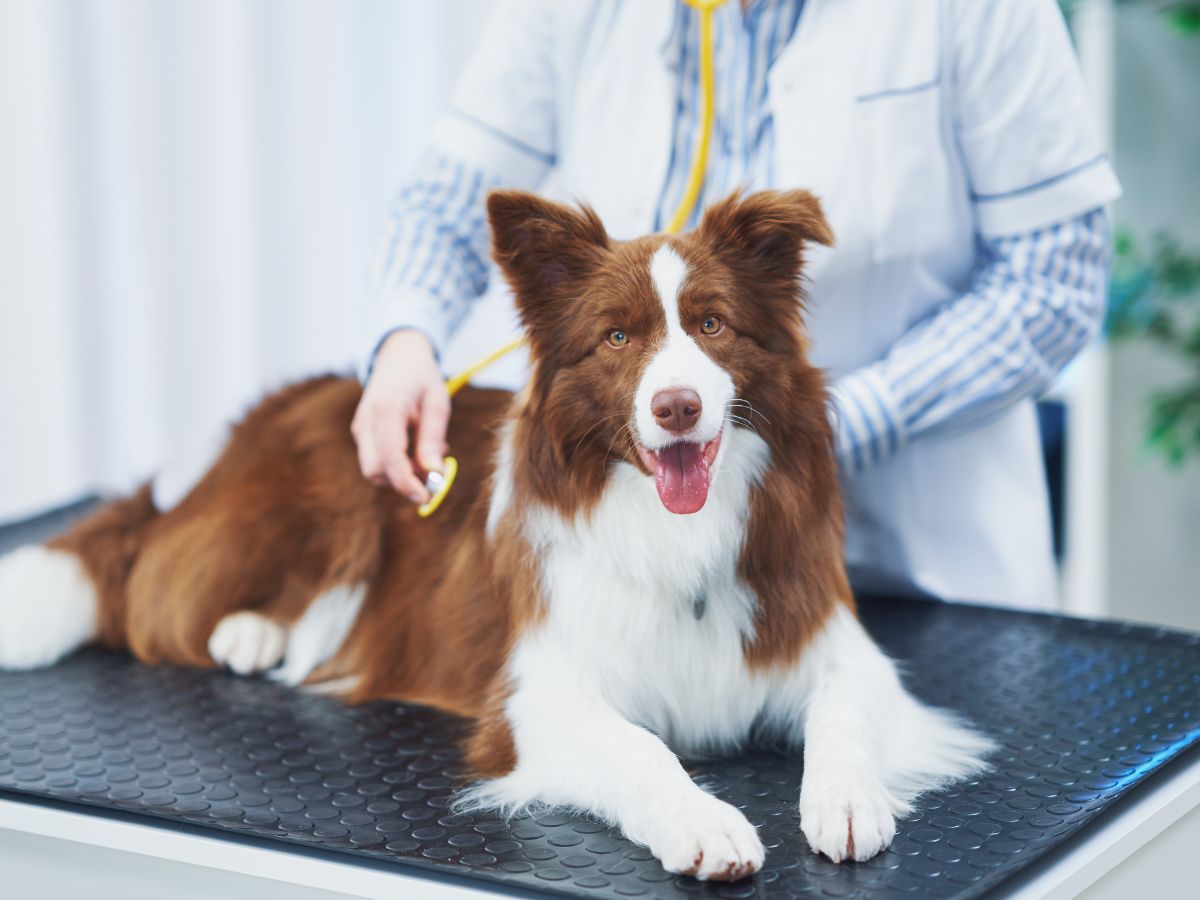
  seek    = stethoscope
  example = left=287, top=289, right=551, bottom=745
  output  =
left=419, top=0, right=728, bottom=517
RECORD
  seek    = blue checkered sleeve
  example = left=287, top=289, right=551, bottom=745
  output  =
left=362, top=152, right=504, bottom=379
left=828, top=207, right=1111, bottom=472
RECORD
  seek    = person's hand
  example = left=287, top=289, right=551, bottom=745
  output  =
left=351, top=330, right=450, bottom=503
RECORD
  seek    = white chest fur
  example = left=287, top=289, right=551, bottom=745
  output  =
left=506, top=427, right=778, bottom=755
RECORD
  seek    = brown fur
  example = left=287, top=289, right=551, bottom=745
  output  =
left=45, top=189, right=852, bottom=779
left=688, top=191, right=852, bottom=667
left=48, top=487, right=157, bottom=649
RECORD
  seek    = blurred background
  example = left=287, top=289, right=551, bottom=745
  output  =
left=0, top=1, right=1196, bottom=629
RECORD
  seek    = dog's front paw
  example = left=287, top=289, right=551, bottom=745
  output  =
left=643, top=794, right=765, bottom=881
left=208, top=611, right=286, bottom=675
left=800, top=776, right=896, bottom=863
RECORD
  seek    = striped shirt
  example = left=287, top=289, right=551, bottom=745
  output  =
left=655, top=0, right=805, bottom=230
left=829, top=211, right=1109, bottom=471
left=367, top=0, right=1110, bottom=474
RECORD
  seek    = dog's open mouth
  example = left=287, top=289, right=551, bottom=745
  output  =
left=635, top=431, right=723, bottom=515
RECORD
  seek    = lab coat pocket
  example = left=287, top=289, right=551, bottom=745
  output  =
left=859, top=83, right=947, bottom=264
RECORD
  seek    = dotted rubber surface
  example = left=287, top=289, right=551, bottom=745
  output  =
left=2, top=501, right=1199, bottom=898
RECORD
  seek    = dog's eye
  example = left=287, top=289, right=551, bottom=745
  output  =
left=606, top=329, right=629, bottom=348
left=700, top=316, right=724, bottom=336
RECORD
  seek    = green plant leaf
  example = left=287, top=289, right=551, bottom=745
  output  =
left=1106, top=225, right=1200, bottom=467
left=1167, top=7, right=1200, bottom=35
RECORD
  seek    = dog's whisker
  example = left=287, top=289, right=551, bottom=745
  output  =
left=727, top=413, right=758, bottom=435
left=749, top=408, right=772, bottom=425
left=570, top=412, right=630, bottom=461
left=605, top=422, right=638, bottom=462
left=727, top=397, right=772, bottom=427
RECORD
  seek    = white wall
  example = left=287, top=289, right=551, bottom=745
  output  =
left=1105, top=7, right=1200, bottom=630
left=0, top=0, right=486, bottom=521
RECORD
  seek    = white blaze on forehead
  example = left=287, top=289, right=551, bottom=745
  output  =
left=650, top=243, right=689, bottom=336
left=635, top=244, right=735, bottom=451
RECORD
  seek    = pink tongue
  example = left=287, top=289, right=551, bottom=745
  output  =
left=655, top=443, right=710, bottom=515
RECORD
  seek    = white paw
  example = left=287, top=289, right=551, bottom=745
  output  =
left=800, top=774, right=896, bottom=863
left=208, top=612, right=286, bottom=675
left=644, top=793, right=765, bottom=881
left=268, top=583, right=365, bottom=687
left=0, top=546, right=97, bottom=670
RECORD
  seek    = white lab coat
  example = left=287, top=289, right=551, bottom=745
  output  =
left=436, top=0, right=1121, bottom=610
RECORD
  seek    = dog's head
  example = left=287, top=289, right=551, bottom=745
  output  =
left=488, top=189, right=833, bottom=515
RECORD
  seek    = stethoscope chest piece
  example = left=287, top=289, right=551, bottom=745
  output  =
left=417, top=456, right=459, bottom=519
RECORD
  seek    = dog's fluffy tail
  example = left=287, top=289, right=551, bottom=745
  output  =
left=879, top=691, right=996, bottom=818
left=0, top=488, right=157, bottom=669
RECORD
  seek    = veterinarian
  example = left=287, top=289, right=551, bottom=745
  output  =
left=353, top=0, right=1119, bottom=610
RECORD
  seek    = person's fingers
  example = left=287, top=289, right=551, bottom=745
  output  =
left=356, top=425, right=395, bottom=490
left=379, top=411, right=429, bottom=503
left=352, top=411, right=384, bottom=482
left=350, top=329, right=446, bottom=503
left=415, top=384, right=452, bottom=475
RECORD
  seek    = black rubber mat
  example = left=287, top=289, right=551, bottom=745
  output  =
left=2, top=501, right=1199, bottom=898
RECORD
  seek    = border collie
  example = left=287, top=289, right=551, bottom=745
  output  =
left=0, top=189, right=991, bottom=880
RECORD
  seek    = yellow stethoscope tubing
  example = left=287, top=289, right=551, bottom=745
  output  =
left=665, top=0, right=721, bottom=235
left=418, top=0, right=725, bottom=518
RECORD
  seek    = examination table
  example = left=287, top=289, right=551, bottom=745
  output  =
left=1, top=499, right=1198, bottom=899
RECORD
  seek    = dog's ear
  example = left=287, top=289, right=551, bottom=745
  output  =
left=697, top=189, right=833, bottom=280
left=487, top=190, right=609, bottom=334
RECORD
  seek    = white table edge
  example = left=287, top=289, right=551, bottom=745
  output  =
left=997, top=747, right=1200, bottom=898
left=0, top=796, right=498, bottom=899
left=1, top=747, right=1198, bottom=900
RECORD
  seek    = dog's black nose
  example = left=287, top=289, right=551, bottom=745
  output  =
left=652, top=388, right=702, bottom=435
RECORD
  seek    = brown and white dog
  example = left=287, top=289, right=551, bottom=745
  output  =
left=0, top=189, right=990, bottom=880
